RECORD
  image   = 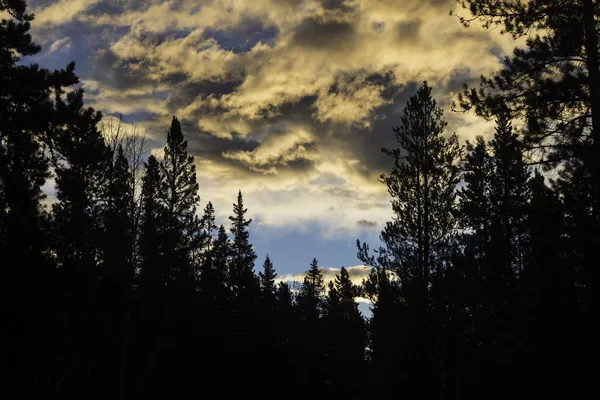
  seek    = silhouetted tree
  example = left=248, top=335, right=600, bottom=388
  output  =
left=50, top=87, right=109, bottom=398
left=296, top=258, right=327, bottom=396
left=226, top=191, right=260, bottom=398
left=159, top=116, right=199, bottom=293
left=99, top=144, right=134, bottom=399
left=455, top=2, right=600, bottom=357
left=377, top=81, right=461, bottom=398
left=323, top=267, right=367, bottom=398
left=0, top=1, right=79, bottom=396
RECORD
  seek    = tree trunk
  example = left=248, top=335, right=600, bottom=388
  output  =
left=582, top=0, right=600, bottom=217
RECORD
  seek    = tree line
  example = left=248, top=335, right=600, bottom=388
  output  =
left=2, top=0, right=599, bottom=399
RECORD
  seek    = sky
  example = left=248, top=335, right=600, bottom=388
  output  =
left=25, top=0, right=519, bottom=300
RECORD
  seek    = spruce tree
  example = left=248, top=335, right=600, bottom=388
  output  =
left=98, top=144, right=134, bottom=399
left=369, top=82, right=461, bottom=397
left=380, top=81, right=461, bottom=304
left=323, top=267, right=367, bottom=398
left=296, top=258, right=327, bottom=396
left=228, top=190, right=258, bottom=296
left=139, top=155, right=165, bottom=292
left=226, top=191, right=259, bottom=399
left=158, top=116, right=199, bottom=292
left=259, top=254, right=277, bottom=301
left=50, top=88, right=110, bottom=398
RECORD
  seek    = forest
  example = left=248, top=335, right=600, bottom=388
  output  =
left=2, top=0, right=600, bottom=399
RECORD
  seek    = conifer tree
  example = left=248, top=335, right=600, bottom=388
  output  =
left=259, top=254, right=277, bottom=302
left=323, top=267, right=366, bottom=397
left=379, top=81, right=461, bottom=305
left=296, top=258, right=327, bottom=396
left=50, top=88, right=110, bottom=397
left=198, top=202, right=217, bottom=269
left=226, top=192, right=259, bottom=398
left=228, top=190, right=258, bottom=296
left=139, top=155, right=165, bottom=292
left=158, top=116, right=199, bottom=291
left=455, top=1, right=600, bottom=345
left=363, top=82, right=461, bottom=397
left=51, top=89, right=108, bottom=271
left=488, top=111, right=530, bottom=275
left=458, top=135, right=493, bottom=260
left=0, top=1, right=79, bottom=396
left=361, top=263, right=404, bottom=397
left=98, top=144, right=134, bottom=398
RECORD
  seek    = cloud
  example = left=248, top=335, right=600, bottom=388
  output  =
left=277, top=265, right=373, bottom=287
left=357, top=219, right=377, bottom=228
left=47, top=37, right=72, bottom=54
left=28, top=0, right=521, bottom=238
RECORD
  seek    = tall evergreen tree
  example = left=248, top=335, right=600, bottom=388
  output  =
left=519, top=172, right=579, bottom=397
left=226, top=191, right=259, bottom=398
left=296, top=258, right=327, bottom=396
left=228, top=190, right=258, bottom=296
left=50, top=87, right=109, bottom=398
left=458, top=135, right=493, bottom=261
left=454, top=1, right=600, bottom=345
left=0, top=1, right=79, bottom=396
left=158, top=116, right=199, bottom=291
left=138, top=155, right=165, bottom=292
left=98, top=144, right=134, bottom=399
left=363, top=82, right=461, bottom=398
left=259, top=254, right=277, bottom=302
left=323, top=267, right=367, bottom=398
left=488, top=111, right=530, bottom=275
left=380, top=81, right=461, bottom=305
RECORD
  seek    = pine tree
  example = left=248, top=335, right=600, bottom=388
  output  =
left=197, top=201, right=217, bottom=277
left=50, top=88, right=110, bottom=397
left=259, top=254, right=277, bottom=302
left=454, top=0, right=600, bottom=182
left=139, top=155, right=165, bottom=292
left=380, top=82, right=461, bottom=305
left=98, top=144, right=134, bottom=399
left=323, top=267, right=366, bottom=398
left=488, top=111, right=530, bottom=276
left=361, top=263, right=405, bottom=398
left=0, top=2, right=79, bottom=396
left=455, top=1, right=600, bottom=347
left=296, top=258, right=327, bottom=396
left=226, top=191, right=259, bottom=399
left=51, top=89, right=108, bottom=271
left=228, top=190, right=258, bottom=297
left=211, top=224, right=232, bottom=303
left=458, top=135, right=493, bottom=261
left=373, top=82, right=461, bottom=397
left=158, top=116, right=199, bottom=292
left=198, top=223, right=231, bottom=398
left=520, top=172, right=578, bottom=397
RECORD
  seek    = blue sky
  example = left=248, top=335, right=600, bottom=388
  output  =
left=26, top=0, right=518, bottom=302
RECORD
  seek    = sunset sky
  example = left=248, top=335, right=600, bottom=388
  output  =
left=27, top=0, right=518, bottom=287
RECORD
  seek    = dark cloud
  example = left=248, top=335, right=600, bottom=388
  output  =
left=395, top=18, right=422, bottom=40
left=91, top=49, right=156, bottom=90
left=165, top=80, right=243, bottom=112
left=87, top=2, right=124, bottom=16
left=320, top=0, right=354, bottom=11
left=357, top=219, right=377, bottom=228
left=317, top=80, right=418, bottom=182
left=205, top=22, right=279, bottom=53
left=291, top=17, right=356, bottom=51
